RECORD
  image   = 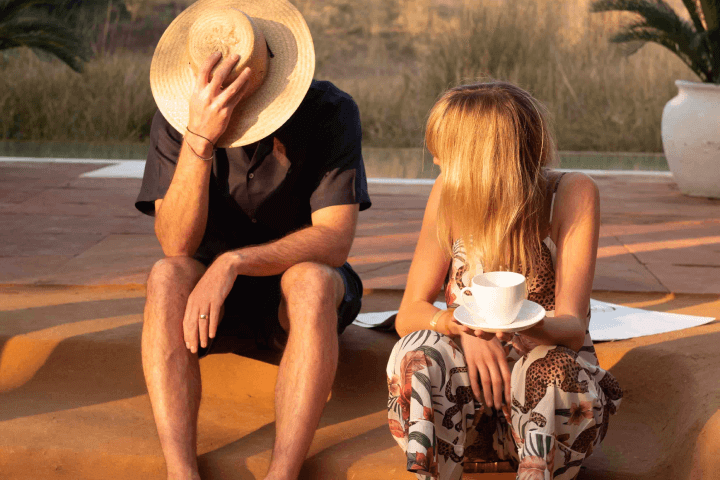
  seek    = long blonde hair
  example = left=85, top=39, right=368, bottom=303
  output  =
left=426, top=81, right=556, bottom=278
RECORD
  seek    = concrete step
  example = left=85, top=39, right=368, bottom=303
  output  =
left=1, top=286, right=718, bottom=479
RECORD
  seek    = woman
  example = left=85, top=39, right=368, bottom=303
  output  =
left=386, top=82, right=622, bottom=480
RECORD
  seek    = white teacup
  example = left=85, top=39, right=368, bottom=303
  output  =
left=458, top=272, right=527, bottom=326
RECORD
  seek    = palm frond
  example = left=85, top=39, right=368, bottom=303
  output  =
left=611, top=25, right=712, bottom=81
left=698, top=1, right=720, bottom=82
left=594, top=0, right=696, bottom=38
left=1, top=33, right=87, bottom=72
left=633, top=13, right=708, bottom=64
left=592, top=0, right=678, bottom=18
left=0, top=0, right=60, bottom=18
left=699, top=0, right=719, bottom=31
left=0, top=15, right=88, bottom=71
left=681, top=0, right=706, bottom=33
left=592, top=0, right=703, bottom=61
left=592, top=0, right=720, bottom=82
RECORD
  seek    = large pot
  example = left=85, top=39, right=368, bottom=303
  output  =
left=662, top=80, right=720, bottom=199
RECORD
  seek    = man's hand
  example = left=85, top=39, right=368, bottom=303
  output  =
left=187, top=52, right=253, bottom=146
left=459, top=333, right=512, bottom=419
left=183, top=253, right=237, bottom=353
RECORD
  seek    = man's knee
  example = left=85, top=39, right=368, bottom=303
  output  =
left=280, top=262, right=344, bottom=317
left=147, top=256, right=205, bottom=291
left=146, top=256, right=205, bottom=303
left=143, top=258, right=206, bottom=352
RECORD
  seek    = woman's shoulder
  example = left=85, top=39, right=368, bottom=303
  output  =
left=549, top=171, right=600, bottom=236
left=554, top=171, right=599, bottom=206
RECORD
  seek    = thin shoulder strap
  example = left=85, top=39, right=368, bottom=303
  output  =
left=548, top=172, right=567, bottom=226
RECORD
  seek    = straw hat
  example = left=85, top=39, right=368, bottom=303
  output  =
left=150, top=0, right=315, bottom=147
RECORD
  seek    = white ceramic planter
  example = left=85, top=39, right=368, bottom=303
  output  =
left=662, top=80, right=720, bottom=198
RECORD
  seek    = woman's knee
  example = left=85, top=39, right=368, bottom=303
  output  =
left=388, top=330, right=463, bottom=375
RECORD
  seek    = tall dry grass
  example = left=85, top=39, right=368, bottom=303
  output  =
left=0, top=0, right=699, bottom=151
left=311, top=0, right=697, bottom=151
left=1, top=49, right=156, bottom=142
left=417, top=0, right=697, bottom=151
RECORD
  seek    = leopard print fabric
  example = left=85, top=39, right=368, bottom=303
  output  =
left=445, top=237, right=556, bottom=312
left=445, top=172, right=560, bottom=313
left=387, top=172, right=623, bottom=480
left=442, top=367, right=475, bottom=432
left=388, top=335, right=623, bottom=480
left=437, top=438, right=464, bottom=464
left=512, top=347, right=590, bottom=415
left=526, top=242, right=556, bottom=311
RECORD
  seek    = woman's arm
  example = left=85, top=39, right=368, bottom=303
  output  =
left=398, top=175, right=521, bottom=416
left=516, top=172, right=599, bottom=352
left=397, top=176, right=511, bottom=416
left=396, top=178, right=460, bottom=338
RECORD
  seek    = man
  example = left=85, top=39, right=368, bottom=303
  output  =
left=135, top=1, right=371, bottom=478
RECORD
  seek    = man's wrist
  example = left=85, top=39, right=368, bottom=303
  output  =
left=222, top=250, right=247, bottom=277
left=184, top=134, right=214, bottom=160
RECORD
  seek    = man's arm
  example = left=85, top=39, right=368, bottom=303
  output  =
left=227, top=203, right=359, bottom=276
left=154, top=52, right=253, bottom=257
left=153, top=139, right=213, bottom=256
left=182, top=203, right=359, bottom=353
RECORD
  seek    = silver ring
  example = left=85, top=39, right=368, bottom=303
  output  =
left=199, top=314, right=208, bottom=320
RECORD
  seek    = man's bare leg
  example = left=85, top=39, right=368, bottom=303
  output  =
left=264, top=262, right=345, bottom=480
left=142, top=257, right=207, bottom=480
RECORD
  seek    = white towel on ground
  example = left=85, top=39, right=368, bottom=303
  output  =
left=352, top=299, right=716, bottom=341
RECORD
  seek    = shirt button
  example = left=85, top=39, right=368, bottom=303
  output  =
left=251, top=218, right=257, bottom=223
left=248, top=173, right=254, bottom=179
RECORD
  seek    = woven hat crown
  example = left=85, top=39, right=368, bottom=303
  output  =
left=187, top=8, right=268, bottom=98
left=150, top=0, right=315, bottom=147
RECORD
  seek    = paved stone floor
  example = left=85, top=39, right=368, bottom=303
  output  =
left=1, top=160, right=719, bottom=479
left=1, top=162, right=719, bottom=293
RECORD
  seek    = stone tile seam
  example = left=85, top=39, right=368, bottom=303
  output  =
left=25, top=233, right=113, bottom=285
left=617, top=235, right=671, bottom=293
left=352, top=259, right=411, bottom=275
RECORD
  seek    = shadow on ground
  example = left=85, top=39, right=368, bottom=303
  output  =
left=1, top=288, right=718, bottom=479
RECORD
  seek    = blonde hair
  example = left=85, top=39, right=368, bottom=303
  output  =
left=426, top=81, right=556, bottom=278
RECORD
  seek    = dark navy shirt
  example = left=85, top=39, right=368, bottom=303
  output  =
left=136, top=80, right=371, bottom=265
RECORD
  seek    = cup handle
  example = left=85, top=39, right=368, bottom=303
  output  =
left=458, top=287, right=477, bottom=312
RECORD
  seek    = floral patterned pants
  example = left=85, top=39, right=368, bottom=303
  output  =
left=386, top=331, right=622, bottom=480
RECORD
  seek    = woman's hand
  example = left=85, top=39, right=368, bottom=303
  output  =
left=456, top=320, right=540, bottom=356
left=508, top=332, right=536, bottom=356
left=452, top=318, right=498, bottom=341
left=436, top=309, right=466, bottom=337
left=187, top=52, right=253, bottom=146
left=459, top=333, right=512, bottom=418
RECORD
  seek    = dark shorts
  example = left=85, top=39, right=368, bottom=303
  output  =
left=197, top=262, right=363, bottom=358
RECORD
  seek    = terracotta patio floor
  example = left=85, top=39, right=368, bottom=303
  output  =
left=0, top=161, right=719, bottom=479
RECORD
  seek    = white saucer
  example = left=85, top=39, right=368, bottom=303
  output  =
left=453, top=300, right=546, bottom=333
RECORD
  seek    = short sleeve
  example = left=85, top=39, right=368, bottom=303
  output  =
left=309, top=96, right=371, bottom=213
left=135, top=110, right=183, bottom=216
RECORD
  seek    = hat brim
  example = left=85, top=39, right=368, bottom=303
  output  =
left=150, top=0, right=315, bottom=147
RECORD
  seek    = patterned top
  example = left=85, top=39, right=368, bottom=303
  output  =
left=444, top=173, right=600, bottom=366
